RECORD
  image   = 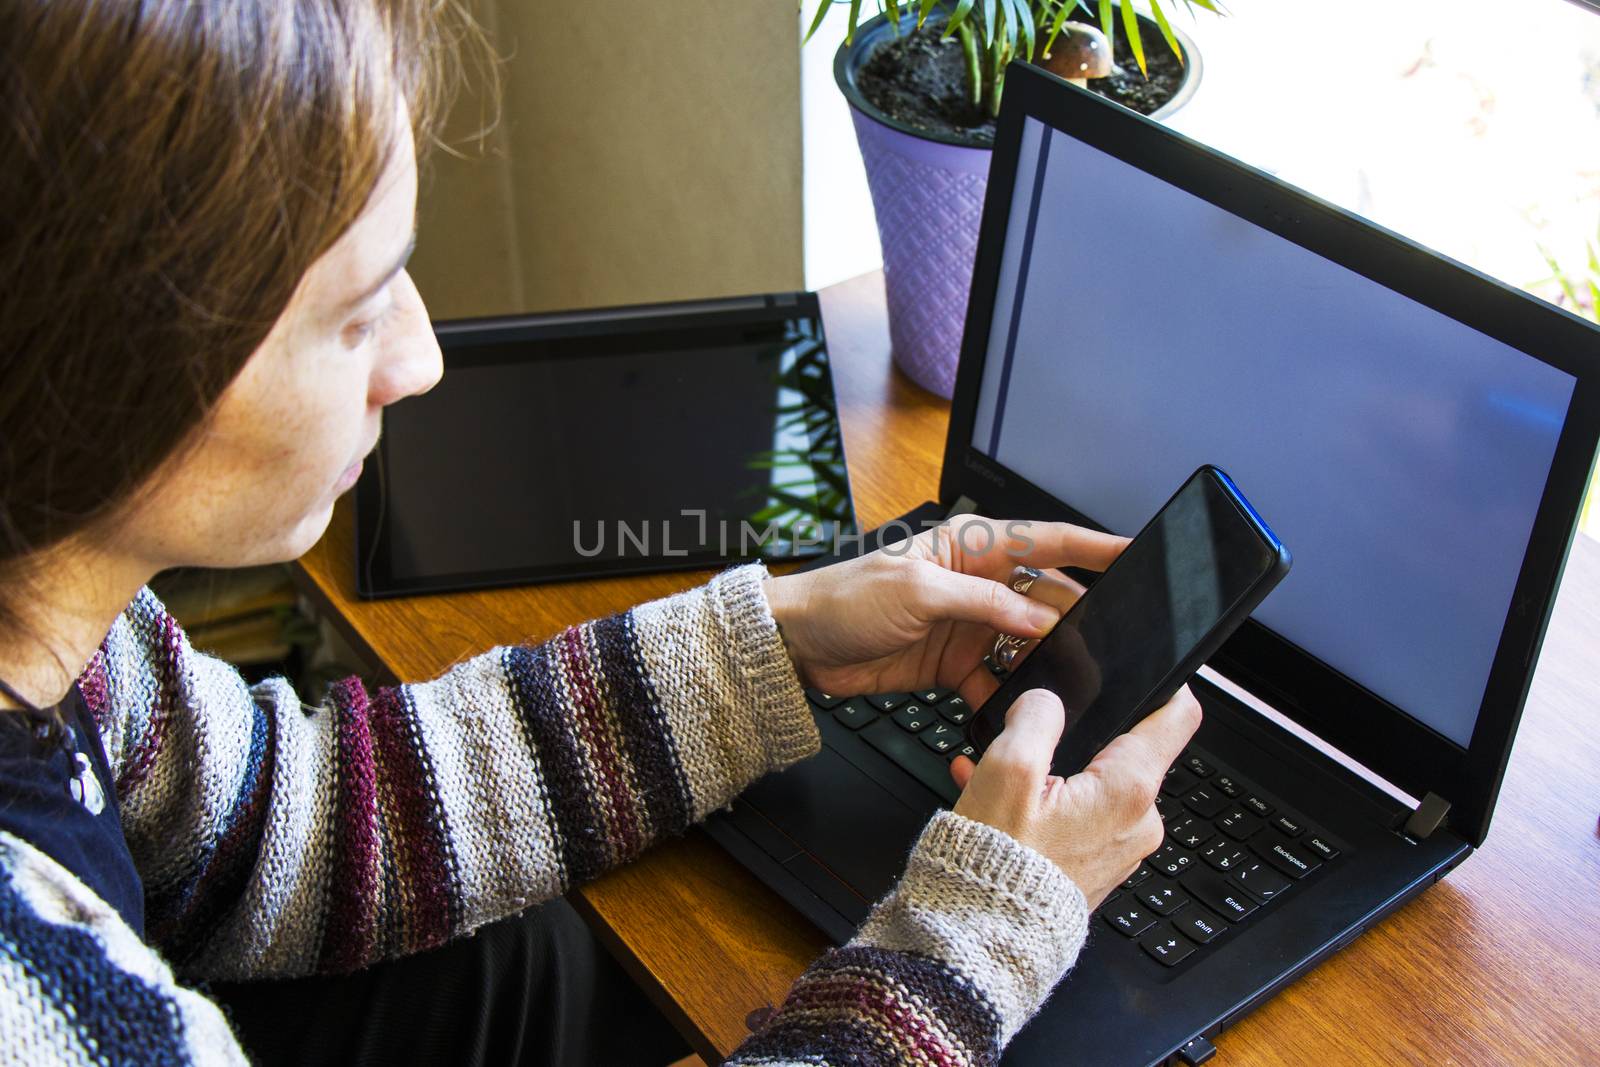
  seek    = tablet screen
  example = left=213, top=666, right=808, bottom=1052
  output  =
left=355, top=296, right=856, bottom=597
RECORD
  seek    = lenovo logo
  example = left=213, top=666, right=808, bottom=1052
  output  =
left=964, top=455, right=1006, bottom=485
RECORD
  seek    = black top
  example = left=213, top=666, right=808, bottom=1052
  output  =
left=0, top=683, right=143, bottom=935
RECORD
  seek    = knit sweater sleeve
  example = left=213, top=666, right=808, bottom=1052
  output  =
left=726, top=811, right=1091, bottom=1066
left=82, top=561, right=818, bottom=980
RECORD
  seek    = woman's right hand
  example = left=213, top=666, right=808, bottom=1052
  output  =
left=950, top=686, right=1203, bottom=908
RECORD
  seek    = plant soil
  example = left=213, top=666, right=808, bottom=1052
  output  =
left=855, top=18, right=1186, bottom=147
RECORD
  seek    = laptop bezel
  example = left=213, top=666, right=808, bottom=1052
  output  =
left=940, top=62, right=1600, bottom=847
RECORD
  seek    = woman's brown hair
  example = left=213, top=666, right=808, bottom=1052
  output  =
left=0, top=0, right=479, bottom=628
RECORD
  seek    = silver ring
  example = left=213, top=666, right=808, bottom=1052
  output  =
left=1009, top=565, right=1043, bottom=596
left=988, top=567, right=1046, bottom=674
left=989, top=633, right=1029, bottom=669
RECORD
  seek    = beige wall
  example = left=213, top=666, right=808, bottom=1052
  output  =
left=412, top=0, right=804, bottom=320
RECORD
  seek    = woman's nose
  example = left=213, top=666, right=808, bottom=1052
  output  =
left=370, top=271, right=443, bottom=407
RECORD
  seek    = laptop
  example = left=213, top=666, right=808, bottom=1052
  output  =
left=703, top=60, right=1600, bottom=1065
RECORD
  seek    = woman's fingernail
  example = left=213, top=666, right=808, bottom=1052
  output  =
left=1028, top=602, right=1060, bottom=630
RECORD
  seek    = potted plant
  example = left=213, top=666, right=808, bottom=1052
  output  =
left=809, top=0, right=1215, bottom=397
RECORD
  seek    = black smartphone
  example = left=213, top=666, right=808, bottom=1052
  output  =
left=966, top=465, right=1291, bottom=775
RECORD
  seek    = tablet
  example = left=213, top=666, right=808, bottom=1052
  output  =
left=353, top=292, right=858, bottom=598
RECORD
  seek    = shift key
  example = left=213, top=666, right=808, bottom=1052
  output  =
left=1181, top=868, right=1259, bottom=921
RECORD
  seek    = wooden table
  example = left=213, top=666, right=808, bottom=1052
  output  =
left=295, top=271, right=1600, bottom=1065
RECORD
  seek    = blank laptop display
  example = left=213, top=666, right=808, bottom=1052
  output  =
left=968, top=118, right=1578, bottom=749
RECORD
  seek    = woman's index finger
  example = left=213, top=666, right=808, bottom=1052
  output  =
left=1001, top=519, right=1128, bottom=573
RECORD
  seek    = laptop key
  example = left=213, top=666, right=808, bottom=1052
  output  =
left=1155, top=794, right=1177, bottom=822
left=1137, top=880, right=1191, bottom=916
left=1139, top=922, right=1197, bottom=966
left=1148, top=844, right=1196, bottom=877
left=830, top=698, right=876, bottom=731
left=919, top=721, right=962, bottom=755
left=1181, top=755, right=1214, bottom=778
left=1104, top=900, right=1158, bottom=938
left=1304, top=834, right=1341, bottom=861
left=1242, top=794, right=1273, bottom=817
left=806, top=690, right=847, bottom=710
left=1182, top=786, right=1229, bottom=819
left=915, top=689, right=946, bottom=704
left=1181, top=869, right=1258, bottom=920
left=1199, top=841, right=1249, bottom=873
left=891, top=704, right=935, bottom=732
left=1217, top=807, right=1263, bottom=841
left=1253, top=832, right=1322, bottom=879
left=859, top=719, right=960, bottom=805
left=1174, top=905, right=1229, bottom=945
left=936, top=696, right=972, bottom=725
left=1161, top=765, right=1198, bottom=798
left=1121, top=866, right=1153, bottom=891
left=1271, top=813, right=1305, bottom=837
left=1231, top=860, right=1292, bottom=903
left=867, top=692, right=910, bottom=712
left=1167, top=816, right=1214, bottom=850
left=1212, top=775, right=1244, bottom=798
left=948, top=743, right=977, bottom=763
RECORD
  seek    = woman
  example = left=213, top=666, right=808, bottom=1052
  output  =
left=0, top=1, right=1200, bottom=1064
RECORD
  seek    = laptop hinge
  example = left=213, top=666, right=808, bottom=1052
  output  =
left=946, top=494, right=980, bottom=519
left=1403, top=792, right=1451, bottom=839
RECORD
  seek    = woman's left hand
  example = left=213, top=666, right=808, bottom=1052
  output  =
left=761, top=515, right=1127, bottom=707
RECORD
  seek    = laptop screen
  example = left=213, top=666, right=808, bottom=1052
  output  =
left=969, top=118, right=1579, bottom=749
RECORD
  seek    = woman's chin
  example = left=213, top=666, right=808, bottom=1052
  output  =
left=275, top=500, right=339, bottom=563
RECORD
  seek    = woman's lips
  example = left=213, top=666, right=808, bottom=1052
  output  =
left=336, top=433, right=380, bottom=494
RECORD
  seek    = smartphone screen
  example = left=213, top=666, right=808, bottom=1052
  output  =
left=968, top=467, right=1288, bottom=775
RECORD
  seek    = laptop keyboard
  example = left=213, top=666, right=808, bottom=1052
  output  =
left=805, top=688, right=1347, bottom=970
left=807, top=689, right=974, bottom=805
left=1102, top=746, right=1345, bottom=970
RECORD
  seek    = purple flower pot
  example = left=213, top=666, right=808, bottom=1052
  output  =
left=834, top=9, right=1200, bottom=399
left=846, top=106, right=991, bottom=398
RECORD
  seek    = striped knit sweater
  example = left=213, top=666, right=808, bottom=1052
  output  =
left=0, top=562, right=1089, bottom=1065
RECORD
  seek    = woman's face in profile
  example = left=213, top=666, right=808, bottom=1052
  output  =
left=123, top=114, right=444, bottom=572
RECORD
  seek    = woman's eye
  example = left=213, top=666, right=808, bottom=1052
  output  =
left=343, top=303, right=391, bottom=348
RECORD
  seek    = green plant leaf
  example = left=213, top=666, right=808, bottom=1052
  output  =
left=1149, top=0, right=1184, bottom=64
left=1009, top=0, right=1036, bottom=60
left=802, top=0, right=835, bottom=46
left=1538, top=243, right=1582, bottom=307
left=919, top=0, right=942, bottom=26
left=983, top=0, right=997, bottom=48
left=957, top=16, right=981, bottom=102
left=943, top=0, right=977, bottom=38
left=1044, top=1, right=1073, bottom=56
left=1014, top=0, right=1033, bottom=58
left=1121, top=0, right=1148, bottom=77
